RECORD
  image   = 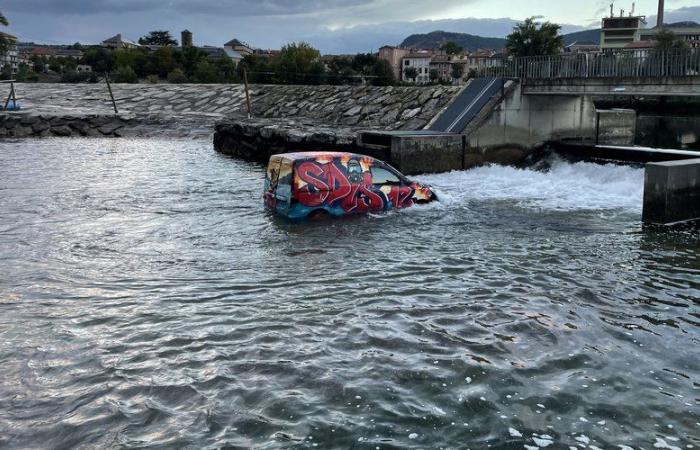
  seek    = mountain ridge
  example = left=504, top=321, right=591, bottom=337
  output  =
left=399, top=29, right=602, bottom=51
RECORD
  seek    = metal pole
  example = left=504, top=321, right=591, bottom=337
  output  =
left=243, top=68, right=252, bottom=119
left=104, top=73, right=118, bottom=115
left=4, top=81, right=13, bottom=110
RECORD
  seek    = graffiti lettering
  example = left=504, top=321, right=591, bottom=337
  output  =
left=291, top=157, right=429, bottom=214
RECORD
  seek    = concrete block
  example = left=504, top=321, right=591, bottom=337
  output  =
left=597, top=109, right=636, bottom=145
left=642, top=158, right=700, bottom=225
left=390, top=133, right=463, bottom=175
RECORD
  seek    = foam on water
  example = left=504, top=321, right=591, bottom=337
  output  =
left=417, top=159, right=644, bottom=212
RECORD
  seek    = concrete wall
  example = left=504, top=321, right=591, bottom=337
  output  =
left=522, top=77, right=700, bottom=97
left=597, top=109, right=636, bottom=145
left=637, top=115, right=700, bottom=150
left=643, top=158, right=700, bottom=225
left=389, top=133, right=464, bottom=174
left=467, top=82, right=597, bottom=150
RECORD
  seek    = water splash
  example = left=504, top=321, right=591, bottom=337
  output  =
left=418, top=159, right=644, bottom=212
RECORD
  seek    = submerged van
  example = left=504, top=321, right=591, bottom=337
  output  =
left=264, top=152, right=437, bottom=219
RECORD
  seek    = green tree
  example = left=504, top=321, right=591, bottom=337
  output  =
left=653, top=29, right=690, bottom=55
left=150, top=47, right=176, bottom=78
left=429, top=68, right=439, bottom=83
left=213, top=57, right=238, bottom=82
left=440, top=41, right=463, bottom=55
left=167, top=68, right=188, bottom=83
left=193, top=60, right=224, bottom=83
left=351, top=53, right=377, bottom=73
left=277, top=42, right=321, bottom=84
left=112, top=65, right=138, bottom=83
left=0, top=11, right=9, bottom=57
left=371, top=59, right=395, bottom=86
left=15, top=62, right=30, bottom=82
left=82, top=47, right=115, bottom=73
left=403, top=66, right=418, bottom=82
left=31, top=55, right=46, bottom=73
left=48, top=57, right=62, bottom=73
left=451, top=63, right=465, bottom=81
left=506, top=17, right=563, bottom=57
left=138, top=30, right=178, bottom=46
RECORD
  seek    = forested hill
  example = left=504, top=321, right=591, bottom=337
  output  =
left=400, top=31, right=506, bottom=51
left=399, top=29, right=601, bottom=51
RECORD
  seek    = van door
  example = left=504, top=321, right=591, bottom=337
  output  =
left=264, top=156, right=293, bottom=213
left=274, top=158, right=293, bottom=214
left=264, top=156, right=282, bottom=210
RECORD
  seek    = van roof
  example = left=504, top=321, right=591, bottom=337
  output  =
left=273, top=152, right=375, bottom=162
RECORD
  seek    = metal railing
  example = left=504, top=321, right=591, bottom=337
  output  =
left=478, top=49, right=700, bottom=80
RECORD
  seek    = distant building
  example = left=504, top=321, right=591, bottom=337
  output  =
left=566, top=41, right=600, bottom=53
left=0, top=32, right=18, bottom=75
left=429, top=54, right=455, bottom=82
left=224, top=39, right=253, bottom=57
left=197, top=45, right=242, bottom=64
left=402, top=52, right=432, bottom=83
left=54, top=48, right=83, bottom=59
left=181, top=30, right=193, bottom=48
left=31, top=47, right=55, bottom=57
left=624, top=40, right=655, bottom=57
left=638, top=21, right=700, bottom=49
left=378, top=46, right=410, bottom=81
left=600, top=15, right=647, bottom=51
left=254, top=49, right=281, bottom=58
left=463, top=50, right=500, bottom=73
left=102, top=33, right=140, bottom=49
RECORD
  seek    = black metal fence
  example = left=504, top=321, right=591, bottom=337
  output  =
left=478, top=49, right=700, bottom=79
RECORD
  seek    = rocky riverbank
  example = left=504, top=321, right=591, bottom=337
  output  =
left=0, top=113, right=135, bottom=138
left=213, top=118, right=380, bottom=163
left=0, top=83, right=460, bottom=140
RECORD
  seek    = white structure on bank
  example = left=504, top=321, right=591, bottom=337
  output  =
left=402, top=52, right=432, bottom=83
left=0, top=32, right=18, bottom=75
left=101, top=33, right=140, bottom=50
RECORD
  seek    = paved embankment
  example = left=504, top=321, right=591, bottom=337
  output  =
left=0, top=83, right=460, bottom=138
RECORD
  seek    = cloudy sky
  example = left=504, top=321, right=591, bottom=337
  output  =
left=3, top=0, right=699, bottom=53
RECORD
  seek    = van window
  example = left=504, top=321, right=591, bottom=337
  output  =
left=371, top=166, right=400, bottom=185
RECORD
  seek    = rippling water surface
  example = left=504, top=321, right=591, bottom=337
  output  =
left=0, top=138, right=698, bottom=449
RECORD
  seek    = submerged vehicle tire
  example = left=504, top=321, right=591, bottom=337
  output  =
left=308, top=209, right=330, bottom=221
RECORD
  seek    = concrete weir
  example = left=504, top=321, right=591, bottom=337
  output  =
left=643, top=158, right=700, bottom=225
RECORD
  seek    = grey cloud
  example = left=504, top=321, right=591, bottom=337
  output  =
left=3, top=0, right=465, bottom=19
left=647, top=5, right=700, bottom=24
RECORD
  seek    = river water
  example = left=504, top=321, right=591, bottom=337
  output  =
left=0, top=138, right=698, bottom=449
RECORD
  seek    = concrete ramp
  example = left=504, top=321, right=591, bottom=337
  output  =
left=428, top=77, right=504, bottom=133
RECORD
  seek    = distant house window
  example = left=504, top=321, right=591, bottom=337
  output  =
left=404, top=60, right=409, bottom=66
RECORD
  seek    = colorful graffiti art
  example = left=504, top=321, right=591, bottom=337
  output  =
left=281, top=153, right=435, bottom=218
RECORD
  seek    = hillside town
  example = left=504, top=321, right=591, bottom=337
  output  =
left=0, top=6, right=698, bottom=86
left=0, top=8, right=700, bottom=85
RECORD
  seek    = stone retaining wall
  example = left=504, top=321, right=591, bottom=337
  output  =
left=213, top=118, right=375, bottom=164
left=2, top=83, right=461, bottom=136
left=0, top=113, right=135, bottom=138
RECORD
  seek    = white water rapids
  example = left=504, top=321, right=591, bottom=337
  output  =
left=418, top=159, right=645, bottom=213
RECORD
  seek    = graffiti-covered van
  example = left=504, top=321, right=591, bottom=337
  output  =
left=264, top=152, right=437, bottom=219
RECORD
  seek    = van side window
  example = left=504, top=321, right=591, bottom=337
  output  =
left=371, top=166, right=401, bottom=185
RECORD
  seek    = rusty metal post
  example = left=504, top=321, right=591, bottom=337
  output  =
left=243, top=69, right=252, bottom=119
left=104, top=73, right=118, bottom=115
left=4, top=81, right=15, bottom=110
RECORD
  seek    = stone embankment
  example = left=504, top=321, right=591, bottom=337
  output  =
left=0, top=83, right=460, bottom=138
left=214, top=118, right=367, bottom=163
left=0, top=113, right=135, bottom=138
